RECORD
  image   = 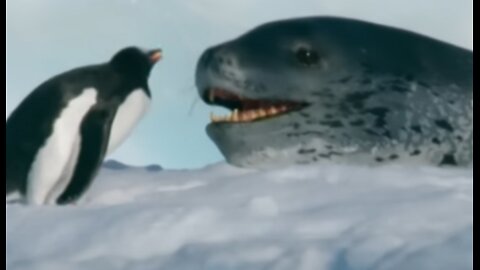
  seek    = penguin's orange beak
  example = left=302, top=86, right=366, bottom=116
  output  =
left=149, top=50, right=162, bottom=63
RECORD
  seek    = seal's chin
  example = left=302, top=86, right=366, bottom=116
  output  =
left=203, top=88, right=308, bottom=124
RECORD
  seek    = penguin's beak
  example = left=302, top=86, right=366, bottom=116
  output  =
left=149, top=49, right=162, bottom=64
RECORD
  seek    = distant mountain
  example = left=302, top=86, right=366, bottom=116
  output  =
left=145, top=164, right=163, bottom=172
left=102, top=159, right=162, bottom=172
left=102, top=160, right=130, bottom=170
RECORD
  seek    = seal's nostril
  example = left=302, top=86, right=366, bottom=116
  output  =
left=212, top=45, right=238, bottom=67
left=215, top=55, right=235, bottom=66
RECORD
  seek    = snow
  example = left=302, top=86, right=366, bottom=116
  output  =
left=6, top=163, right=472, bottom=270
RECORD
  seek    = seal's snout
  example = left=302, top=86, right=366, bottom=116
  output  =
left=196, top=45, right=240, bottom=101
left=198, top=48, right=216, bottom=68
left=199, top=46, right=238, bottom=69
left=195, top=48, right=214, bottom=97
left=213, top=47, right=237, bottom=67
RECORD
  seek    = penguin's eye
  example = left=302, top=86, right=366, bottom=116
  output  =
left=295, top=47, right=320, bottom=67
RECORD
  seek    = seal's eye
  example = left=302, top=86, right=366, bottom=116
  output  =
left=295, top=47, right=320, bottom=67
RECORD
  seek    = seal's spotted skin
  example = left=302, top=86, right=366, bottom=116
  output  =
left=195, top=17, right=473, bottom=168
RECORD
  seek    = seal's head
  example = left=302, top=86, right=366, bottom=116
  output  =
left=196, top=17, right=473, bottom=168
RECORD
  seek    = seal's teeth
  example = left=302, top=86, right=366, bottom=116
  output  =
left=232, top=109, right=239, bottom=122
left=210, top=112, right=225, bottom=123
left=258, top=109, right=267, bottom=117
left=268, top=107, right=278, bottom=115
left=240, top=113, right=250, bottom=122
left=210, top=102, right=297, bottom=123
left=228, top=113, right=236, bottom=122
left=209, top=90, right=215, bottom=103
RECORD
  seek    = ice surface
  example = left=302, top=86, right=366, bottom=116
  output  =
left=6, top=163, right=473, bottom=270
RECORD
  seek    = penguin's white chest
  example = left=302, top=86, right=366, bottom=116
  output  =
left=27, top=88, right=98, bottom=205
left=107, top=89, right=151, bottom=154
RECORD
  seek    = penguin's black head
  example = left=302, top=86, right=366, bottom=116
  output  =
left=110, top=47, right=162, bottom=80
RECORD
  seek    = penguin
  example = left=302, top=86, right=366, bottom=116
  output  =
left=6, top=47, right=162, bottom=205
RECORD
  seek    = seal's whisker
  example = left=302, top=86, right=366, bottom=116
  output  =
left=188, top=96, right=200, bottom=116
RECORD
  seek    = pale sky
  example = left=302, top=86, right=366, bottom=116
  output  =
left=6, top=0, right=473, bottom=169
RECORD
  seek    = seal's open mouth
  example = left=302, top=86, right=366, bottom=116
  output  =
left=203, top=88, right=308, bottom=124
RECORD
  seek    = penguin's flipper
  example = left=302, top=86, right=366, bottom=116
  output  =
left=56, top=107, right=115, bottom=205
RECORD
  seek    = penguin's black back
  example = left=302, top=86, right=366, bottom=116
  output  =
left=6, top=63, right=148, bottom=195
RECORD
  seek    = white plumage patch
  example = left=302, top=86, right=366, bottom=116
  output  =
left=107, top=89, right=150, bottom=154
left=26, top=88, right=98, bottom=205
left=45, top=135, right=81, bottom=205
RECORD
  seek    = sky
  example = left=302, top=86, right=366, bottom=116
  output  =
left=6, top=0, right=473, bottom=169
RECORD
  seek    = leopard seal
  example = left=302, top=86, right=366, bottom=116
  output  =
left=195, top=16, right=473, bottom=168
